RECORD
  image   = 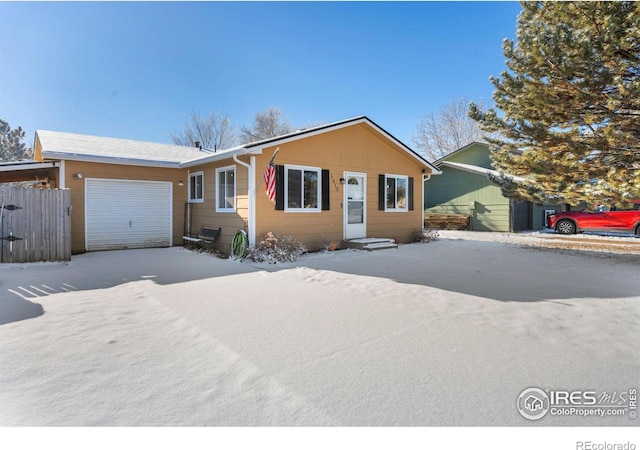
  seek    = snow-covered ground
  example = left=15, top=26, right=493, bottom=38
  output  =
left=1, top=232, right=638, bottom=427
left=439, top=229, right=640, bottom=255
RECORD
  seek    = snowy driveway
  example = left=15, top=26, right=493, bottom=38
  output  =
left=1, top=236, right=639, bottom=426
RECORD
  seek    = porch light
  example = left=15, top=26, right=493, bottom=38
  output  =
left=73, top=173, right=83, bottom=180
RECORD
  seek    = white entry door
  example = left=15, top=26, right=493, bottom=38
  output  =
left=344, top=172, right=366, bottom=239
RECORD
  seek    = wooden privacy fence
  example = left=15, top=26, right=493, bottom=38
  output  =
left=0, top=185, right=71, bottom=263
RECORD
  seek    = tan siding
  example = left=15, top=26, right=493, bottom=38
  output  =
left=55, top=121, right=430, bottom=255
left=249, top=123, right=429, bottom=249
left=188, top=161, right=249, bottom=252
left=34, top=136, right=43, bottom=162
left=63, top=161, right=188, bottom=253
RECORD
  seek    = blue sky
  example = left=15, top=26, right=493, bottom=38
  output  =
left=1, top=1, right=521, bottom=149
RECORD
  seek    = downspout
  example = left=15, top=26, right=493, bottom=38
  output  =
left=422, top=173, right=431, bottom=230
left=233, top=154, right=255, bottom=246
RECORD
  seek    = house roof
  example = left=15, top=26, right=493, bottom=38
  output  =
left=36, top=130, right=208, bottom=168
left=36, top=116, right=440, bottom=174
left=180, top=116, right=441, bottom=174
left=440, top=161, right=530, bottom=184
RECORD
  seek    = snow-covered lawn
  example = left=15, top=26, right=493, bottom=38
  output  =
left=1, top=233, right=638, bottom=426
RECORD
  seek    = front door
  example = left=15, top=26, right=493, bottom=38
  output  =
left=344, top=172, right=366, bottom=239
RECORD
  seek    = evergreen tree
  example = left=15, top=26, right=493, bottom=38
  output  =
left=470, top=2, right=640, bottom=207
left=0, top=119, right=32, bottom=161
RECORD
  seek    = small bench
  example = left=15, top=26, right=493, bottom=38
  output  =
left=183, top=226, right=221, bottom=251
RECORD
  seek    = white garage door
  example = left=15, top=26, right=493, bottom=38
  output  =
left=85, top=179, right=172, bottom=251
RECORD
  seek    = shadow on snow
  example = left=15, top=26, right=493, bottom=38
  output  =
left=1, top=240, right=638, bottom=321
left=0, top=247, right=257, bottom=326
left=280, top=239, right=640, bottom=303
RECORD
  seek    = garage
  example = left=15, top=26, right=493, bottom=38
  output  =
left=85, top=178, right=173, bottom=251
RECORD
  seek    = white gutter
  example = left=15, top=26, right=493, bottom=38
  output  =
left=0, top=161, right=59, bottom=172
left=180, top=146, right=263, bottom=168
left=42, top=152, right=182, bottom=169
left=233, top=154, right=255, bottom=246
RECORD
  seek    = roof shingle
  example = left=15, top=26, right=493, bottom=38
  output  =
left=37, top=130, right=207, bottom=166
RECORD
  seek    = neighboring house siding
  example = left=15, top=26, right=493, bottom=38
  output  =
left=427, top=203, right=511, bottom=232
left=478, top=204, right=510, bottom=232
left=444, top=143, right=493, bottom=169
left=62, top=161, right=188, bottom=253
left=250, top=124, right=425, bottom=248
left=426, top=142, right=563, bottom=232
left=425, top=165, right=511, bottom=232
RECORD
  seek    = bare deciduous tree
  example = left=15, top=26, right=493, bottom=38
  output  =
left=413, top=97, right=486, bottom=161
left=170, top=111, right=236, bottom=150
left=240, top=107, right=293, bottom=143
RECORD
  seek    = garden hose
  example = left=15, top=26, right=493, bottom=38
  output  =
left=230, top=229, right=248, bottom=260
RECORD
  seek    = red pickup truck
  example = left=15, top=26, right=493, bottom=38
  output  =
left=547, top=202, right=640, bottom=236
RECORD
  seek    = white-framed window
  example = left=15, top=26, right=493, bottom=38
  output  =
left=216, top=165, right=236, bottom=212
left=385, top=174, right=408, bottom=212
left=189, top=171, right=204, bottom=203
left=285, top=164, right=321, bottom=212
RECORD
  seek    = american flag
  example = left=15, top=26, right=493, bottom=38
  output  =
left=263, top=148, right=279, bottom=203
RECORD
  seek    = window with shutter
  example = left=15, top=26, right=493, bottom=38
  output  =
left=380, top=174, right=410, bottom=212
left=282, top=164, right=323, bottom=212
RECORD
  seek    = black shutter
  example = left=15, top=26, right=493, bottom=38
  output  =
left=408, top=177, right=414, bottom=211
left=321, top=169, right=330, bottom=210
left=378, top=174, right=386, bottom=211
left=275, top=165, right=285, bottom=211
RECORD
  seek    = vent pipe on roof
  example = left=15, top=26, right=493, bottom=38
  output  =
left=195, top=141, right=201, bottom=149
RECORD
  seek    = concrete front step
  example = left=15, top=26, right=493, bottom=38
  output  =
left=343, top=238, right=398, bottom=251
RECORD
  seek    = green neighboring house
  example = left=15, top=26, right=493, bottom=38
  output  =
left=424, top=142, right=561, bottom=232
